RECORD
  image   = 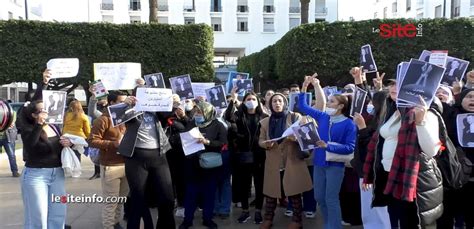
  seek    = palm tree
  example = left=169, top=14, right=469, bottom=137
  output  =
left=300, top=0, right=310, bottom=24
left=149, top=0, right=158, bottom=23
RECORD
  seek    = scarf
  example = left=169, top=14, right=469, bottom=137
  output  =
left=195, top=101, right=216, bottom=128
left=268, top=93, right=289, bottom=143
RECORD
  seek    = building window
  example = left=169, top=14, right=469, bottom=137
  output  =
left=211, top=0, right=222, bottom=12
left=435, top=5, right=442, bottom=18
left=184, top=17, right=195, bottom=24
left=416, top=13, right=423, bottom=18
left=451, top=0, right=461, bottom=18
left=130, top=0, right=141, bottom=11
left=211, top=17, right=222, bottom=31
left=392, top=2, right=397, bottom=12
left=264, top=0, right=275, bottom=13
left=406, top=0, right=411, bottom=11
left=183, top=0, right=195, bottom=12
left=290, top=0, right=300, bottom=13
left=263, top=18, right=274, bottom=32
left=383, top=7, right=387, bottom=18
left=237, top=0, right=249, bottom=12
left=237, top=17, right=249, bottom=32
left=102, top=15, right=114, bottom=23
left=158, top=0, right=168, bottom=11
left=289, top=18, right=300, bottom=29
left=158, top=16, right=168, bottom=24
left=374, top=12, right=378, bottom=18
left=130, top=16, right=141, bottom=23
left=19, top=16, right=23, bottom=20
left=8, top=12, right=13, bottom=19
left=315, top=0, right=327, bottom=13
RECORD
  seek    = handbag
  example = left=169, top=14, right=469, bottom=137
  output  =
left=325, top=150, right=354, bottom=164
left=199, top=152, right=223, bottom=169
left=238, top=151, right=254, bottom=164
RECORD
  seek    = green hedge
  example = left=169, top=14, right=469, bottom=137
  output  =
left=0, top=20, right=214, bottom=87
left=238, top=18, right=473, bottom=90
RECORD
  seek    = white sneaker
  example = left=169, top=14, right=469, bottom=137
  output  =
left=341, top=221, right=352, bottom=226
left=175, top=207, right=185, bottom=217
left=305, top=211, right=315, bottom=219
left=284, top=210, right=293, bottom=217
left=235, top=202, right=242, bottom=208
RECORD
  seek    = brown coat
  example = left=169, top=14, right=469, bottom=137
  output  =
left=258, top=112, right=313, bottom=198
left=88, top=112, right=126, bottom=166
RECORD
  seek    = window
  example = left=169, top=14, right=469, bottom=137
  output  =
left=406, top=0, right=411, bottom=11
left=130, top=0, right=141, bottom=10
left=183, top=0, right=195, bottom=11
left=392, top=2, right=397, bottom=12
left=289, top=18, right=300, bottom=29
left=416, top=13, right=423, bottom=19
left=130, top=16, right=141, bottom=23
left=374, top=12, right=378, bottom=18
left=158, top=16, right=168, bottom=24
left=237, top=17, right=248, bottom=32
left=8, top=12, right=13, bottom=19
left=315, top=0, right=327, bottom=13
left=18, top=16, right=23, bottom=20
left=383, top=7, right=387, bottom=18
left=264, top=0, right=275, bottom=13
left=102, top=15, right=114, bottom=23
left=263, top=18, right=274, bottom=32
left=211, top=0, right=222, bottom=12
left=184, top=17, right=195, bottom=24
left=101, top=0, right=113, bottom=10
left=237, top=0, right=248, bottom=12
left=435, top=5, right=442, bottom=18
left=451, top=0, right=461, bottom=18
left=211, top=17, right=222, bottom=31
left=158, top=0, right=168, bottom=11
left=290, top=0, right=300, bottom=13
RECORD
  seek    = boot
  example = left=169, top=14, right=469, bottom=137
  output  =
left=287, top=221, right=302, bottom=229
left=259, top=220, right=272, bottom=229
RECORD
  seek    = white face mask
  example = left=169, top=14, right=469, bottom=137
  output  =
left=325, top=107, right=337, bottom=116
left=366, top=104, right=375, bottom=115
left=184, top=103, right=193, bottom=111
left=245, top=100, right=259, bottom=110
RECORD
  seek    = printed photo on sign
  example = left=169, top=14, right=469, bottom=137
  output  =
left=108, top=103, right=143, bottom=127
left=169, top=74, right=194, bottom=100
left=46, top=58, right=79, bottom=79
left=93, top=63, right=142, bottom=90
left=419, top=50, right=432, bottom=62
left=42, top=90, right=67, bottom=124
left=135, top=88, right=173, bottom=112
left=91, top=80, right=108, bottom=99
left=192, top=82, right=215, bottom=99
left=442, top=57, right=470, bottom=86
left=289, top=92, right=312, bottom=113
left=232, top=79, right=253, bottom=95
left=226, top=72, right=249, bottom=93
left=360, top=44, right=377, bottom=73
left=292, top=122, right=320, bottom=151
left=397, top=59, right=446, bottom=107
left=205, top=85, right=227, bottom=109
left=323, top=86, right=339, bottom=98
left=456, top=113, right=474, bottom=147
left=350, top=88, right=368, bottom=117
left=144, top=73, right=166, bottom=88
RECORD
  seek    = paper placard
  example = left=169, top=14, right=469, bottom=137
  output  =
left=350, top=87, right=368, bottom=117
left=92, top=80, right=108, bottom=99
left=192, top=82, right=215, bottom=99
left=170, top=74, right=194, bottom=100
left=135, top=88, right=173, bottom=112
left=456, top=113, right=474, bottom=147
left=144, top=73, right=166, bottom=88
left=292, top=122, right=320, bottom=151
left=226, top=72, right=249, bottom=93
left=180, top=127, right=205, bottom=156
left=46, top=58, right=79, bottom=79
left=74, top=89, right=87, bottom=102
left=289, top=92, right=311, bottom=113
left=42, top=90, right=67, bottom=124
left=263, top=120, right=300, bottom=143
left=205, top=85, right=227, bottom=109
left=107, top=103, right=143, bottom=127
left=429, top=50, right=448, bottom=67
left=360, top=44, right=378, bottom=73
left=93, top=63, right=142, bottom=90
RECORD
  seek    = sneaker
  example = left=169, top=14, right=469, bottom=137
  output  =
left=237, top=211, right=251, bottom=223
left=202, top=220, right=218, bottom=229
left=305, top=211, right=316, bottom=219
left=175, top=207, right=185, bottom=217
left=12, top=172, right=20, bottom=177
left=284, top=210, right=293, bottom=217
left=254, top=211, right=263, bottom=224
left=341, top=221, right=352, bottom=226
left=235, top=202, right=242, bottom=208
left=179, top=221, right=192, bottom=229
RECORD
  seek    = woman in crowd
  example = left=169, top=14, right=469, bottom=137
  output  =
left=258, top=93, right=313, bottom=229
left=179, top=102, right=227, bottom=229
left=87, top=85, right=108, bottom=180
left=63, top=99, right=91, bottom=162
left=225, top=91, right=268, bottom=224
left=298, top=75, right=357, bottom=229
left=18, top=100, right=72, bottom=228
left=262, top=90, right=275, bottom=115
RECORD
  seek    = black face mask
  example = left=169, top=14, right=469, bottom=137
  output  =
left=97, top=104, right=106, bottom=111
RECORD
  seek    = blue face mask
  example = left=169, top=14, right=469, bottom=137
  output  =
left=194, top=115, right=205, bottom=124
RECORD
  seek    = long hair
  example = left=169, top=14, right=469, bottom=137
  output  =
left=238, top=91, right=264, bottom=116
left=67, top=100, right=84, bottom=119
left=17, top=100, right=49, bottom=142
left=331, top=94, right=350, bottom=117
left=370, top=91, right=388, bottom=129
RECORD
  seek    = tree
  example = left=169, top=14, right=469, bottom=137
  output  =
left=149, top=0, right=158, bottom=23
left=300, top=0, right=310, bottom=24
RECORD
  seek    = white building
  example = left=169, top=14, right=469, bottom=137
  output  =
left=0, top=0, right=50, bottom=20
left=372, top=0, right=474, bottom=19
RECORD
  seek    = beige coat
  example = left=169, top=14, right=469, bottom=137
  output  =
left=259, top=112, right=313, bottom=198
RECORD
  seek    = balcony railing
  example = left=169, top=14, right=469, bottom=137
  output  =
left=263, top=5, right=275, bottom=13
left=183, top=5, right=195, bottom=12
left=289, top=6, right=301, bottom=13
left=263, top=25, right=274, bottom=32
left=101, top=3, right=114, bottom=10
left=158, top=4, right=169, bottom=11
left=211, top=6, right=223, bottom=12
left=129, top=2, right=141, bottom=11
left=237, top=5, right=249, bottom=13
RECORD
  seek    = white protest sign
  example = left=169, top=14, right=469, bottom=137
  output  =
left=93, top=63, right=141, bottom=90
left=192, top=83, right=215, bottom=99
left=74, top=89, right=87, bottom=102
left=263, top=120, right=300, bottom=143
left=134, top=88, right=173, bottom=112
left=46, top=58, right=79, bottom=78
left=429, top=50, right=448, bottom=67
left=180, top=127, right=205, bottom=156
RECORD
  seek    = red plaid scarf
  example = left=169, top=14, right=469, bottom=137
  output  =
left=363, top=108, right=421, bottom=202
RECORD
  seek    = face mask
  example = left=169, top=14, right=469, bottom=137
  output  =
left=325, top=107, right=337, bottom=116
left=185, top=103, right=193, bottom=111
left=245, top=100, right=258, bottom=110
left=366, top=104, right=375, bottom=115
left=194, top=115, right=205, bottom=124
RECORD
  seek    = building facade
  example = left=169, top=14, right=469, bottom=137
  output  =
left=372, top=0, right=474, bottom=19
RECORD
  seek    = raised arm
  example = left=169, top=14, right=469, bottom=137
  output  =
left=298, top=75, right=328, bottom=123
left=32, top=69, right=51, bottom=101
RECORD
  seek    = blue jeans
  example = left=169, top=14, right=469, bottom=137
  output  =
left=214, top=173, right=232, bottom=215
left=21, top=167, right=66, bottom=229
left=0, top=138, right=18, bottom=173
left=314, top=166, right=345, bottom=229
left=288, top=166, right=317, bottom=212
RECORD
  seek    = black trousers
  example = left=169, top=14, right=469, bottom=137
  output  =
left=125, top=148, right=175, bottom=229
left=387, top=196, right=420, bottom=229
left=437, top=188, right=465, bottom=229
left=236, top=162, right=265, bottom=210
left=166, top=148, right=186, bottom=207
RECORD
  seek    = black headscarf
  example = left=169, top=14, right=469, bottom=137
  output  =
left=455, top=88, right=474, bottom=114
left=269, top=93, right=289, bottom=142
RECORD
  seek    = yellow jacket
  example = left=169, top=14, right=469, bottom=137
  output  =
left=63, top=112, right=91, bottom=139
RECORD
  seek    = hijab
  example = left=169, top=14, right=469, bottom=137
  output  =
left=268, top=93, right=289, bottom=142
left=195, top=101, right=217, bottom=128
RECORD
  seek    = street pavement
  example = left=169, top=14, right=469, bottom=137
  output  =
left=0, top=147, right=363, bottom=229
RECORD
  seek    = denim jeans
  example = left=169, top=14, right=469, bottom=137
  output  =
left=0, top=138, right=18, bottom=173
left=214, top=172, right=232, bottom=215
left=314, top=165, right=345, bottom=229
left=288, top=166, right=317, bottom=212
left=21, top=167, right=66, bottom=229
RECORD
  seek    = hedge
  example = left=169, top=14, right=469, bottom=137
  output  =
left=0, top=20, right=214, bottom=89
left=238, top=18, right=473, bottom=90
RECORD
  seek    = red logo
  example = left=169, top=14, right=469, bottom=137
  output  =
left=373, top=23, right=422, bottom=38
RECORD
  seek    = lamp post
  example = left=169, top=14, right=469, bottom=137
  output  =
left=24, top=0, right=28, bottom=20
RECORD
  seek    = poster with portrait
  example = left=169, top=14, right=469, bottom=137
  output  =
left=144, top=73, right=166, bottom=88
left=419, top=50, right=432, bottom=62
left=169, top=74, right=194, bottom=100
left=323, top=86, right=339, bottom=97
left=232, top=79, right=253, bottom=95
left=42, top=90, right=67, bottom=124
left=456, top=113, right=474, bottom=147
left=226, top=72, right=249, bottom=93
left=360, top=44, right=378, bottom=73
left=397, top=59, right=445, bottom=107
left=205, top=85, right=227, bottom=109
left=289, top=92, right=312, bottom=113
left=107, top=103, right=143, bottom=127
left=93, top=63, right=142, bottom=90
left=442, top=57, right=470, bottom=86
left=292, top=122, right=320, bottom=151
left=192, top=82, right=215, bottom=99
left=350, top=87, right=368, bottom=117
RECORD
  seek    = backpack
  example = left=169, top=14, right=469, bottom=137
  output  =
left=430, top=108, right=472, bottom=190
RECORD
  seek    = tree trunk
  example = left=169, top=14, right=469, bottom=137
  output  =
left=149, top=0, right=158, bottom=23
left=300, top=0, right=310, bottom=24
